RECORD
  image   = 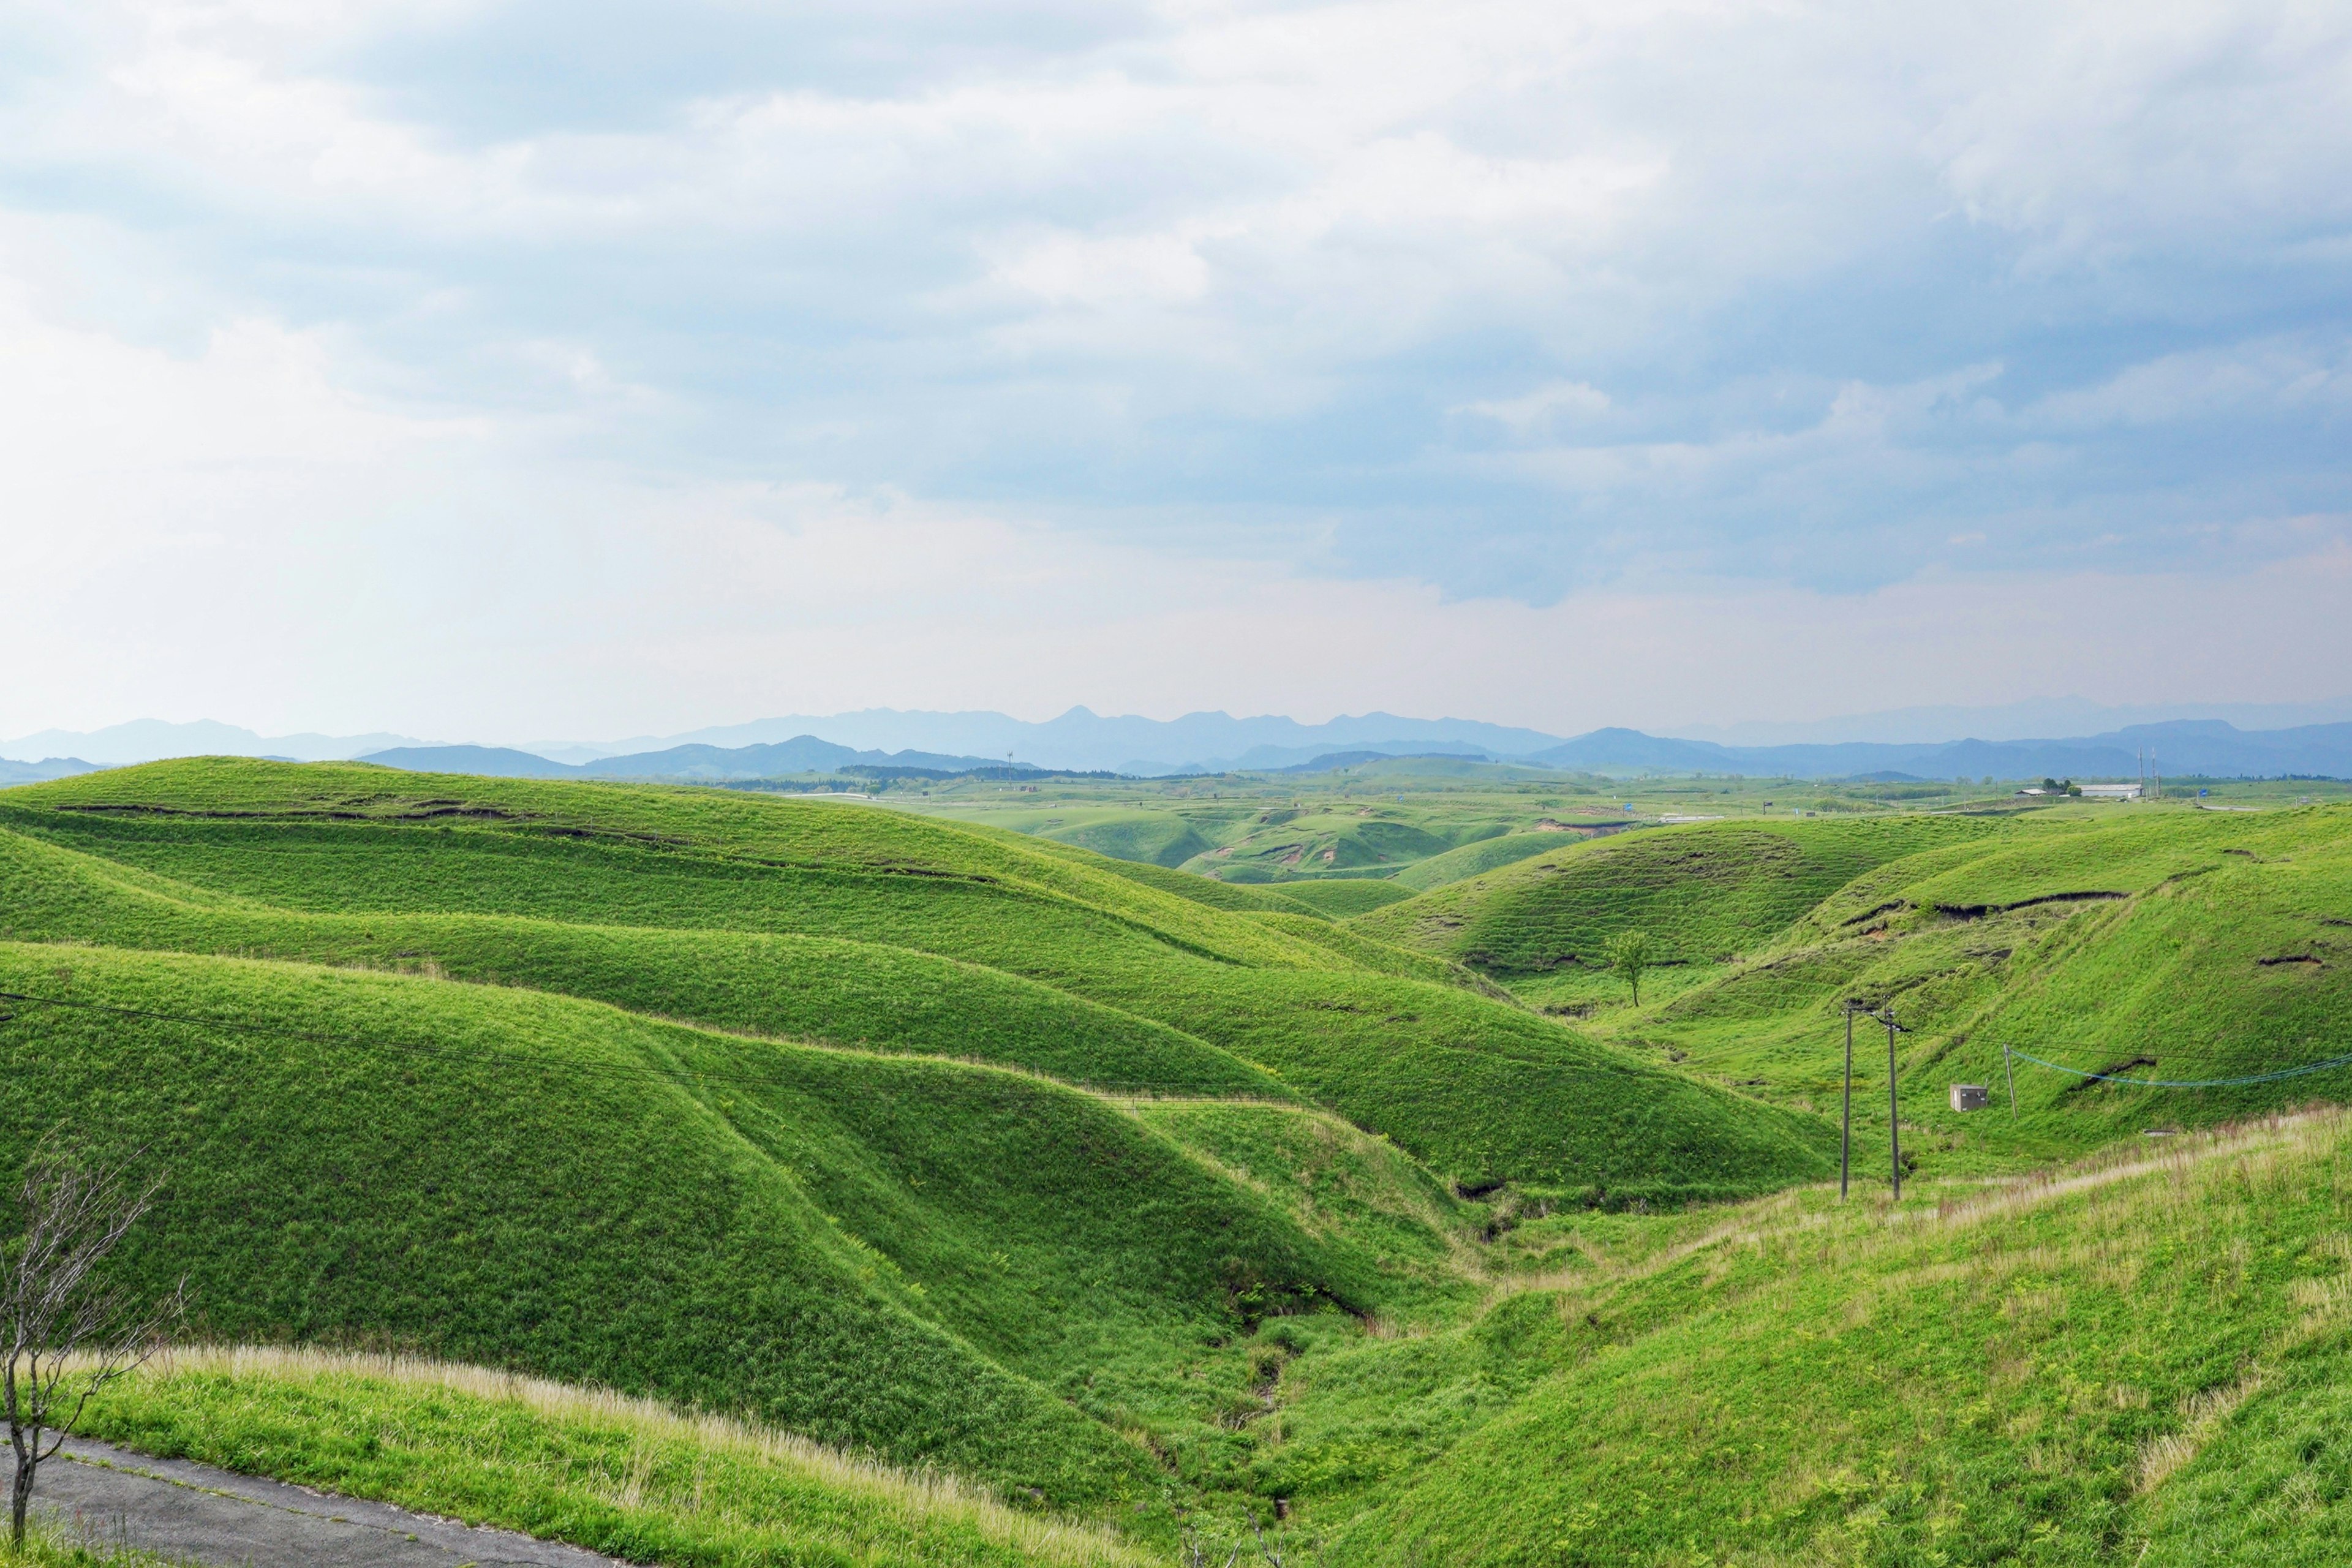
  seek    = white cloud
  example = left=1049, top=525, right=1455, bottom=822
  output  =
left=1, top=0, right=2348, bottom=734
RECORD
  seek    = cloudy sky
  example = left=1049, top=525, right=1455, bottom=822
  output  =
left=2, top=0, right=2347, bottom=742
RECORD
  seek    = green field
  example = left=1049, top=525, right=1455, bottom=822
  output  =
left=7, top=761, right=2351, bottom=1563
left=1352, top=802, right=2352, bottom=1164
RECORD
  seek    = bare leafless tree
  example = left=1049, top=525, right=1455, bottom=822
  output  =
left=3, top=1137, right=184, bottom=1548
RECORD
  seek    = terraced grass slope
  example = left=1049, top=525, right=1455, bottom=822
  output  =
left=0, top=943, right=1267, bottom=1503
left=1638, top=804, right=2352, bottom=1159
left=15, top=782, right=2346, bottom=1564
left=1178, top=806, right=1512, bottom=882
left=1351, top=804, right=2352, bottom=1180
left=0, top=761, right=1830, bottom=1199
left=0, top=758, right=1845, bottom=1545
left=1354, top=816, right=1999, bottom=974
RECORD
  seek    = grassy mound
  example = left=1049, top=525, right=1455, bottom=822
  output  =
left=1033, top=809, right=1221, bottom=869
left=1638, top=805, right=2352, bottom=1159
left=1352, top=816, right=1996, bottom=974
left=1, top=761, right=1831, bottom=1197
left=0, top=942, right=1363, bottom=1504
left=1269, top=880, right=1418, bottom=918
left=1386, top=831, right=1564, bottom=892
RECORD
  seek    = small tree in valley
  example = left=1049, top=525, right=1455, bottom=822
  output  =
left=1604, top=930, right=1656, bottom=1007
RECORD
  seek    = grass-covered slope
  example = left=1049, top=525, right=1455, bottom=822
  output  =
left=0, top=824, right=1289, bottom=1099
left=1314, top=1112, right=2352, bottom=1566
left=1385, top=830, right=1564, bottom=892
left=1032, top=809, right=1221, bottom=870
left=1345, top=805, right=2351, bottom=1173
left=0, top=761, right=1833, bottom=1197
left=1353, top=816, right=2000, bottom=973
left=0, top=942, right=1375, bottom=1504
left=1265, top=879, right=1418, bottom=918
left=1638, top=805, right=2352, bottom=1158
left=81, top=1349, right=1144, bottom=1568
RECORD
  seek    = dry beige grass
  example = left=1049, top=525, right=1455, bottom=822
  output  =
left=141, top=1345, right=1149, bottom=1568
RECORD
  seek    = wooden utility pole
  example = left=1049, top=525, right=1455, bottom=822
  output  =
left=1880, top=1009, right=1907, bottom=1200
left=1840, top=1001, right=1860, bottom=1200
left=2004, top=1043, right=2017, bottom=1120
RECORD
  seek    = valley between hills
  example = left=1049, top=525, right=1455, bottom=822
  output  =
left=4, top=757, right=2350, bottom=1566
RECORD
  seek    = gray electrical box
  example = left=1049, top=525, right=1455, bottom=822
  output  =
left=1950, top=1084, right=1989, bottom=1112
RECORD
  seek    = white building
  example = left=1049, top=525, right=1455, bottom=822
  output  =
left=2079, top=782, right=2143, bottom=800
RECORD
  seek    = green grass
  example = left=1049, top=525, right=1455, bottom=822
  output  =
left=1265, top=880, right=1417, bottom=918
left=77, top=1348, right=1146, bottom=1568
left=0, top=1522, right=188, bottom=1568
left=0, top=761, right=1828, bottom=1196
left=0, top=940, right=1364, bottom=1506
left=1385, top=831, right=1565, bottom=892
left=18, top=766, right=2342, bottom=1562
left=1352, top=816, right=1999, bottom=975
left=1590, top=805, right=2352, bottom=1169
left=1035, top=810, right=1223, bottom=870
left=0, top=825, right=1290, bottom=1100
left=0, top=757, right=1843, bottom=1556
left=1305, top=1111, right=2352, bottom=1566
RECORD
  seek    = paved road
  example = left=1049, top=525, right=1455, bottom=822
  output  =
left=32, top=1441, right=627, bottom=1567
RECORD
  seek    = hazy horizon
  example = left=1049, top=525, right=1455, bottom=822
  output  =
left=12, top=693, right=2352, bottom=771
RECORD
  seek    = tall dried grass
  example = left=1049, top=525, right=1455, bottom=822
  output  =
left=138, top=1345, right=1147, bottom=1567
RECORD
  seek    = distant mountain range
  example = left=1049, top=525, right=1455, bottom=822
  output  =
left=361, top=739, right=1019, bottom=782
left=1527, top=720, right=2352, bottom=781
left=0, top=718, right=430, bottom=767
left=359, top=718, right=2352, bottom=782
left=7, top=709, right=2352, bottom=782
left=514, top=708, right=1551, bottom=774
left=0, top=755, right=96, bottom=785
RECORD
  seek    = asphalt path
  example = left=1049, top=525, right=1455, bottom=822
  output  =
left=30, top=1441, right=626, bottom=1567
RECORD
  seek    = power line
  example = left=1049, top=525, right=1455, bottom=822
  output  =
left=2003, top=1046, right=2352, bottom=1091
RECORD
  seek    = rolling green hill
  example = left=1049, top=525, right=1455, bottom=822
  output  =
left=1308, top=1111, right=2352, bottom=1565
left=1352, top=804, right=2352, bottom=1169
left=0, top=761, right=1830, bottom=1199
left=0, top=942, right=1245, bottom=1504
left=0, top=757, right=1843, bottom=1546
left=1353, top=816, right=1999, bottom=974
left=1637, top=805, right=2352, bottom=1157
left=8, top=768, right=2348, bottom=1563
left=1385, top=829, right=1566, bottom=891
left=1263, top=879, right=1419, bottom=918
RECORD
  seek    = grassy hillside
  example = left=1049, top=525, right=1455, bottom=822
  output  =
left=82, top=1348, right=1144, bottom=1568
left=1354, top=816, right=1998, bottom=974
left=1386, top=830, right=1565, bottom=891
left=1635, top=805, right=2352, bottom=1161
left=0, top=761, right=1831, bottom=1198
left=1035, top=809, right=1221, bottom=869
left=9, top=772, right=2346, bottom=1564
left=1342, top=804, right=2352, bottom=1187
left=0, top=941, right=1372, bottom=1504
left=0, top=825, right=1291, bottom=1099
left=89, top=1115, right=2352, bottom=1566
left=1310, top=1111, right=2352, bottom=1566
left=1264, top=879, right=1419, bottom=918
